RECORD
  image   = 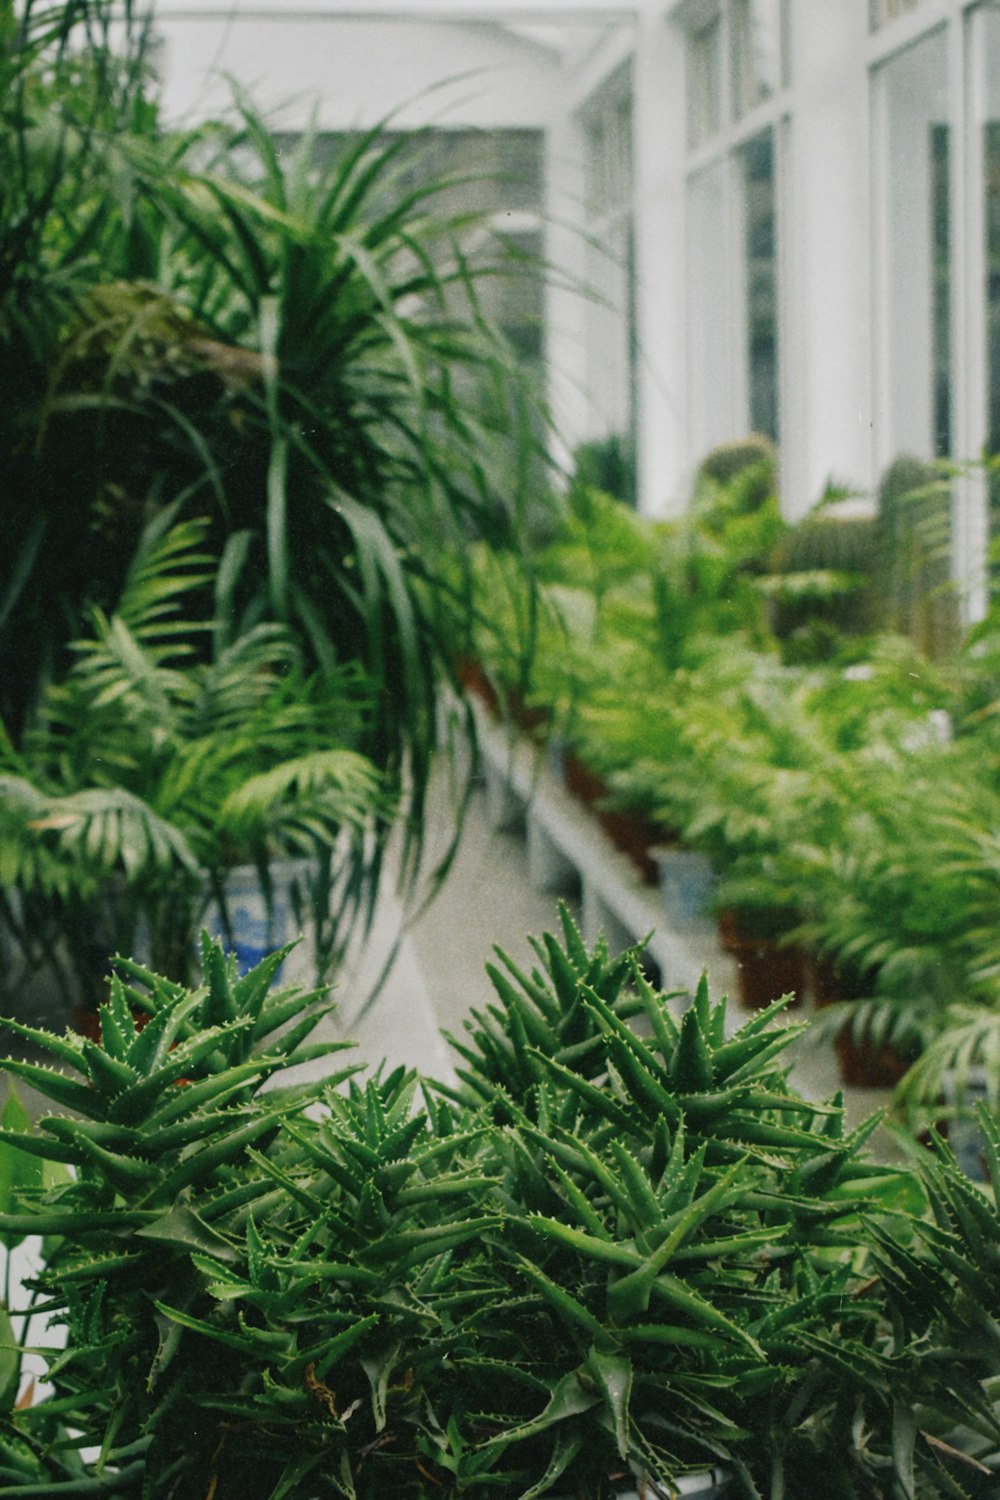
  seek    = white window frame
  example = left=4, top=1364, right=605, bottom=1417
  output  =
left=576, top=61, right=638, bottom=490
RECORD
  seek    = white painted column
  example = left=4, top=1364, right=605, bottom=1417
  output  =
left=544, top=89, right=592, bottom=479
left=782, top=0, right=873, bottom=516
left=632, top=4, right=689, bottom=516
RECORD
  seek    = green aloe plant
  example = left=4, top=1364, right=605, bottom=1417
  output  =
left=0, top=939, right=361, bottom=1496
left=450, top=909, right=1000, bottom=1495
left=3, top=916, right=999, bottom=1496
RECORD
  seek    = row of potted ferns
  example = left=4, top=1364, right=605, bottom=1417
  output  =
left=450, top=477, right=1000, bottom=1121
left=468, top=670, right=812, bottom=1012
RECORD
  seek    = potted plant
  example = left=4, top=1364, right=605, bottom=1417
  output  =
left=2, top=0, right=559, bottom=923
left=2, top=910, right=1000, bottom=1495
left=0, top=514, right=386, bottom=1019
left=793, top=732, right=995, bottom=1090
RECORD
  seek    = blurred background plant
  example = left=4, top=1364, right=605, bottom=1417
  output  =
left=1, top=0, right=559, bottom=1016
left=457, top=440, right=1000, bottom=1121
left=0, top=511, right=386, bottom=1015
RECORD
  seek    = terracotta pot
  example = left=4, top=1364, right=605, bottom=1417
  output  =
left=731, top=939, right=806, bottom=1010
left=717, top=910, right=805, bottom=1008
left=504, top=686, right=550, bottom=739
left=560, top=751, right=660, bottom=880
left=806, top=955, right=915, bottom=1089
left=455, top=653, right=500, bottom=715
left=806, top=954, right=870, bottom=1008
left=561, top=749, right=607, bottom=808
left=834, top=1028, right=913, bottom=1089
left=717, top=907, right=743, bottom=954
left=596, top=806, right=661, bottom=884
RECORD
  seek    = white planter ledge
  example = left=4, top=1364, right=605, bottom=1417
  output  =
left=552, top=1473, right=731, bottom=1500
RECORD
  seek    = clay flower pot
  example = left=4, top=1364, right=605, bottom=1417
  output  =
left=718, top=909, right=805, bottom=1009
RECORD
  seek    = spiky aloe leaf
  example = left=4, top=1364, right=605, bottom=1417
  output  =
left=586, top=1344, right=632, bottom=1459
left=0, top=1089, right=43, bottom=1251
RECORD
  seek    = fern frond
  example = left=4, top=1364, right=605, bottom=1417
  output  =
left=116, top=508, right=215, bottom=641
left=217, top=751, right=384, bottom=853
left=896, top=1004, right=1000, bottom=1116
left=43, top=786, right=199, bottom=879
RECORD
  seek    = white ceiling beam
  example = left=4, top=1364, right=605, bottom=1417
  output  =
left=150, top=0, right=638, bottom=19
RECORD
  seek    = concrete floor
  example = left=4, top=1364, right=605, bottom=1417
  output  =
left=322, top=754, right=580, bottom=1085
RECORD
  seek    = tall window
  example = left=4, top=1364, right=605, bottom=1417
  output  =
left=687, top=160, right=734, bottom=455
left=687, top=17, right=722, bottom=147
left=273, top=128, right=546, bottom=371
left=580, top=67, right=636, bottom=500
left=978, top=8, right=1000, bottom=483
left=742, top=130, right=779, bottom=440
left=684, top=0, right=788, bottom=456
left=731, top=0, right=785, bottom=118
left=873, top=27, right=950, bottom=462
left=871, top=1, right=1000, bottom=616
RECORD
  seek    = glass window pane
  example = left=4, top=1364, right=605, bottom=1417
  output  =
left=584, top=221, right=633, bottom=450
left=870, top=0, right=922, bottom=30
left=585, top=90, right=633, bottom=216
left=271, top=126, right=546, bottom=374
left=584, top=117, right=607, bottom=216
left=741, top=129, right=780, bottom=441
left=582, top=78, right=636, bottom=487
left=876, top=28, right=950, bottom=460
left=731, top=0, right=784, bottom=119
left=687, top=159, right=737, bottom=454
left=979, top=11, right=1000, bottom=462
left=687, top=17, right=722, bottom=147
left=969, top=4, right=1000, bottom=541
left=931, top=120, right=951, bottom=457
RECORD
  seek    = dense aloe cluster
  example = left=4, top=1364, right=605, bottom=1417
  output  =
left=0, top=917, right=999, bottom=1497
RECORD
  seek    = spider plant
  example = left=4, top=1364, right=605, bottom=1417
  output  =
left=0, top=510, right=386, bottom=1010
left=0, top=0, right=164, bottom=738
left=3, top=0, right=558, bottom=905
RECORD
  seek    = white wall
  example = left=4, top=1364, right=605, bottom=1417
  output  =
left=153, top=7, right=564, bottom=131
left=149, top=0, right=920, bottom=524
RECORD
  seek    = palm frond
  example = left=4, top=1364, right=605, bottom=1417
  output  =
left=39, top=785, right=199, bottom=881
left=895, top=1003, right=1000, bottom=1122
left=217, top=749, right=385, bottom=856
left=116, top=505, right=215, bottom=636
